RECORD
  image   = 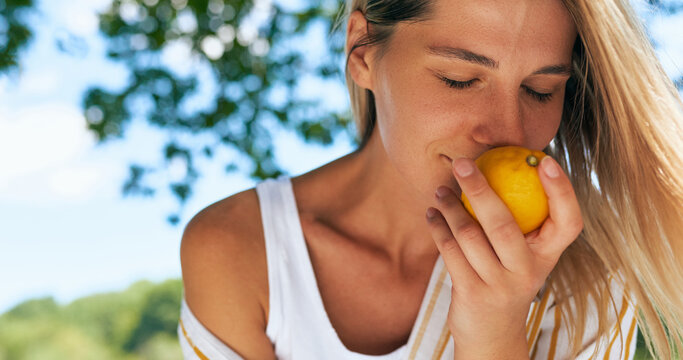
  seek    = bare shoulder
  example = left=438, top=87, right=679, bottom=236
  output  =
left=180, top=187, right=275, bottom=359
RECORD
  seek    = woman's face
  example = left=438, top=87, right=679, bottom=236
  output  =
left=367, top=0, right=577, bottom=200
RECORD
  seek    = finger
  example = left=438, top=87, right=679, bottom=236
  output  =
left=425, top=207, right=483, bottom=289
left=535, top=156, right=584, bottom=263
left=453, top=158, right=534, bottom=274
left=433, top=186, right=504, bottom=284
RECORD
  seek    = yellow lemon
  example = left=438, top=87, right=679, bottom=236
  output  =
left=461, top=146, right=549, bottom=235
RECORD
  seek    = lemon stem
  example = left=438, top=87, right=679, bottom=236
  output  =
left=526, top=155, right=539, bottom=167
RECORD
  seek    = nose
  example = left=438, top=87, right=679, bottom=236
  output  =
left=470, top=90, right=526, bottom=148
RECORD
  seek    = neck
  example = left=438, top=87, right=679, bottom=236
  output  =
left=297, top=130, right=440, bottom=268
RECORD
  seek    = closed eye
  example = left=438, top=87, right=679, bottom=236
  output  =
left=440, top=76, right=477, bottom=89
left=522, top=86, right=553, bottom=103
left=439, top=76, right=554, bottom=103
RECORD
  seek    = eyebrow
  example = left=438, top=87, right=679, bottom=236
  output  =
left=426, top=45, right=572, bottom=76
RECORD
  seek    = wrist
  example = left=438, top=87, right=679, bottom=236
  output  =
left=451, top=332, right=529, bottom=360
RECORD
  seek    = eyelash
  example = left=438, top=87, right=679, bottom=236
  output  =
left=439, top=77, right=554, bottom=103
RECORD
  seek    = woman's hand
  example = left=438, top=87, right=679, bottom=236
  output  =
left=425, top=155, right=583, bottom=360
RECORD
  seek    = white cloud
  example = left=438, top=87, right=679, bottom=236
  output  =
left=64, top=8, right=99, bottom=37
left=0, top=102, right=116, bottom=203
left=48, top=166, right=103, bottom=200
left=0, top=103, right=94, bottom=179
left=17, top=68, right=61, bottom=96
left=49, top=0, right=112, bottom=37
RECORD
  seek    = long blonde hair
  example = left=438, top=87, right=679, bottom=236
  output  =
left=337, top=0, right=683, bottom=358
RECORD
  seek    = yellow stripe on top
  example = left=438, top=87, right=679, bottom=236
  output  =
left=526, top=301, right=540, bottom=337
left=530, top=330, right=543, bottom=359
left=547, top=304, right=563, bottom=359
left=179, top=318, right=210, bottom=360
left=432, top=323, right=451, bottom=360
left=603, top=296, right=629, bottom=360
left=623, top=311, right=638, bottom=360
left=527, top=289, right=552, bottom=352
left=408, top=267, right=448, bottom=360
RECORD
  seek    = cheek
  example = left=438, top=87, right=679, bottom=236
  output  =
left=375, top=75, right=470, bottom=159
left=374, top=70, right=446, bottom=148
left=526, top=119, right=561, bottom=150
left=526, top=98, right=565, bottom=151
left=373, top=86, right=463, bottom=201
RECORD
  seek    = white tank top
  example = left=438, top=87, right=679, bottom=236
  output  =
left=256, top=175, right=414, bottom=360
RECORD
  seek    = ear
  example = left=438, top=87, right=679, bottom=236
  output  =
left=346, top=10, right=376, bottom=91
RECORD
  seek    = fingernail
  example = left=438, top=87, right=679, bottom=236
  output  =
left=436, top=186, right=451, bottom=199
left=426, top=207, right=438, bottom=219
left=542, top=156, right=559, bottom=178
left=454, top=159, right=474, bottom=177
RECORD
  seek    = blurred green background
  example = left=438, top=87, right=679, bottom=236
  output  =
left=0, top=280, right=184, bottom=360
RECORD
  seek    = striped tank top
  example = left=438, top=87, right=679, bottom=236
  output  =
left=177, top=175, right=639, bottom=359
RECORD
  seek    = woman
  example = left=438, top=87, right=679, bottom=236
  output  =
left=177, top=0, right=683, bottom=359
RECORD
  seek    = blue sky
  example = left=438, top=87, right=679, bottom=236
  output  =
left=0, top=0, right=354, bottom=312
left=0, top=0, right=680, bottom=313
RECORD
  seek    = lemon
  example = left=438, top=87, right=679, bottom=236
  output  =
left=461, top=146, right=549, bottom=234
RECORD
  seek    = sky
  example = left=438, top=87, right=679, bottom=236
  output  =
left=0, top=0, right=354, bottom=313
left=0, top=0, right=681, bottom=313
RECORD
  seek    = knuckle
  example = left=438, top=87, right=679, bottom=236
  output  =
left=440, top=236, right=461, bottom=253
left=563, top=215, right=584, bottom=236
left=556, top=183, right=576, bottom=198
left=573, top=216, right=585, bottom=233
left=454, top=222, right=482, bottom=242
left=490, top=221, right=521, bottom=239
left=467, top=180, right=489, bottom=198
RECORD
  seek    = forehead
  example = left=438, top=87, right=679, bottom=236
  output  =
left=398, top=0, right=577, bottom=65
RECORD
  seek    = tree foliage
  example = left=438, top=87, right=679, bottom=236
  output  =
left=0, top=0, right=34, bottom=74
left=0, top=279, right=184, bottom=360
left=82, top=0, right=354, bottom=223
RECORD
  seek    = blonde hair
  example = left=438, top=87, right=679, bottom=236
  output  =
left=338, top=0, right=683, bottom=358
